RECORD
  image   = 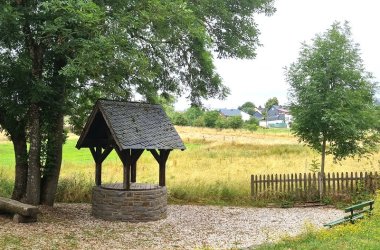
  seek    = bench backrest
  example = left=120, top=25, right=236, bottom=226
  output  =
left=344, top=200, right=374, bottom=212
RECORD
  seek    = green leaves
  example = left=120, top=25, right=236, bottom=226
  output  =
left=286, top=22, right=379, bottom=163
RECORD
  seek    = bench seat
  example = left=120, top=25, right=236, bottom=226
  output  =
left=0, top=197, right=40, bottom=223
left=324, top=200, right=374, bottom=228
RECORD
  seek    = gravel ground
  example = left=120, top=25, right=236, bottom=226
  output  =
left=0, top=203, right=344, bottom=249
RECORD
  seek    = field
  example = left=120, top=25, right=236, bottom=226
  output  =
left=1, top=126, right=380, bottom=205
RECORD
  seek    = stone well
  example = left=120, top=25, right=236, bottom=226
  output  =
left=92, top=183, right=167, bottom=222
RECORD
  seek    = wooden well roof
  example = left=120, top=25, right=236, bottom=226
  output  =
left=76, top=100, right=185, bottom=151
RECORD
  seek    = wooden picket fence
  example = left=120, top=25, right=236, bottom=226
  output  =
left=251, top=171, right=380, bottom=201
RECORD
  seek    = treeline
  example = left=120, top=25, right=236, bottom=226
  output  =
left=166, top=107, right=259, bottom=131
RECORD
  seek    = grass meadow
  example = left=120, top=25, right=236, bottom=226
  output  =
left=1, top=126, right=380, bottom=205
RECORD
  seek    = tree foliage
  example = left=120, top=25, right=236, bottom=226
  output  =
left=264, top=97, right=279, bottom=111
left=0, top=0, right=275, bottom=205
left=286, top=22, right=380, bottom=196
left=238, top=101, right=256, bottom=115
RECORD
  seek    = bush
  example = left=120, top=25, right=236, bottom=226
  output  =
left=173, top=113, right=189, bottom=126
left=193, top=116, right=206, bottom=127
left=215, top=116, right=228, bottom=129
left=203, top=111, right=220, bottom=128
left=243, top=123, right=258, bottom=131
left=227, top=116, right=243, bottom=129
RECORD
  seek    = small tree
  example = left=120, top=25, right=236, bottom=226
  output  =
left=264, top=97, right=279, bottom=111
left=215, top=117, right=228, bottom=129
left=203, top=110, right=220, bottom=128
left=227, top=116, right=243, bottom=130
left=173, top=113, right=189, bottom=126
left=286, top=22, right=380, bottom=199
left=238, top=101, right=256, bottom=115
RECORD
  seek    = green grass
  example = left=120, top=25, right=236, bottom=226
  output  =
left=1, top=126, right=380, bottom=205
left=257, top=195, right=380, bottom=249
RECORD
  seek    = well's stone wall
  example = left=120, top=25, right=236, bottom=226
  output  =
left=92, top=185, right=167, bottom=222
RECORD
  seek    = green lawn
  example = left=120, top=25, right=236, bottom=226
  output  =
left=257, top=195, right=380, bottom=250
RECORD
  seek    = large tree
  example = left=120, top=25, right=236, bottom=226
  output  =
left=286, top=22, right=380, bottom=198
left=0, top=0, right=275, bottom=205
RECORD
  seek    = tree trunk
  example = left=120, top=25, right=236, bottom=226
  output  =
left=25, top=103, right=41, bottom=205
left=40, top=113, right=64, bottom=205
left=319, top=138, right=327, bottom=200
left=11, top=132, right=28, bottom=201
left=40, top=56, right=66, bottom=206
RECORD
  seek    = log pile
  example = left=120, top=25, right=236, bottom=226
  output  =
left=0, top=197, right=40, bottom=223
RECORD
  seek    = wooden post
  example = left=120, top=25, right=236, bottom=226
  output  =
left=251, top=175, right=254, bottom=197
left=255, top=175, right=258, bottom=197
left=259, top=175, right=262, bottom=194
left=131, top=149, right=144, bottom=183
left=299, top=173, right=302, bottom=199
left=327, top=173, right=330, bottom=195
left=90, top=146, right=113, bottom=187
left=332, top=172, right=336, bottom=194
left=291, top=173, right=294, bottom=193
left=275, top=174, right=278, bottom=193
left=150, top=149, right=171, bottom=187
left=123, top=149, right=132, bottom=190
left=115, top=148, right=132, bottom=190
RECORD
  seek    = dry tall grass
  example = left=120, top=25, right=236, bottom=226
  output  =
left=1, top=127, right=380, bottom=204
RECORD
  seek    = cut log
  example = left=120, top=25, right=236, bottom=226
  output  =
left=0, top=197, right=40, bottom=223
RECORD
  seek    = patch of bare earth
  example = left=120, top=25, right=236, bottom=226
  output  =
left=0, top=203, right=344, bottom=249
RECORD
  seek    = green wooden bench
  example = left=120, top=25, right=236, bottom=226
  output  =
left=324, top=200, right=374, bottom=228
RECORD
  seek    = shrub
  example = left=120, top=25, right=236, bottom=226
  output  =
left=193, top=116, right=206, bottom=127
left=227, top=116, right=243, bottom=129
left=203, top=111, right=220, bottom=128
left=173, top=113, right=189, bottom=126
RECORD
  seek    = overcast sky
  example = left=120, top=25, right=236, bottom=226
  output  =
left=175, top=0, right=380, bottom=110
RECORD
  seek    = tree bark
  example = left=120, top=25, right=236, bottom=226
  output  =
left=40, top=112, right=64, bottom=205
left=25, top=103, right=41, bottom=205
left=319, top=138, right=327, bottom=200
left=40, top=56, right=66, bottom=206
left=11, top=132, right=28, bottom=201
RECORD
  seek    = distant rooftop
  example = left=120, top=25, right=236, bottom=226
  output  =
left=219, top=108, right=242, bottom=117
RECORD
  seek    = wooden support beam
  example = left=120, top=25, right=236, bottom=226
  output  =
left=158, top=150, right=171, bottom=186
left=150, top=149, right=171, bottom=186
left=131, top=149, right=144, bottom=183
left=95, top=146, right=102, bottom=186
left=115, top=148, right=132, bottom=190
left=89, top=146, right=113, bottom=186
left=99, top=146, right=113, bottom=163
left=90, top=147, right=103, bottom=186
left=149, top=149, right=160, bottom=162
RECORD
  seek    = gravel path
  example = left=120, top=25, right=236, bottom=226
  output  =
left=0, top=203, right=344, bottom=249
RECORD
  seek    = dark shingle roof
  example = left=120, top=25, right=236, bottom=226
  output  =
left=219, top=108, right=241, bottom=117
left=76, top=100, right=185, bottom=150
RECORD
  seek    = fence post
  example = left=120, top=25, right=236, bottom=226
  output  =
left=332, top=172, right=336, bottom=195
left=327, top=172, right=331, bottom=195
left=350, top=172, right=354, bottom=193
left=271, top=174, right=274, bottom=195
left=275, top=174, right=278, bottom=194
left=251, top=175, right=254, bottom=197
left=299, top=173, right=303, bottom=200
